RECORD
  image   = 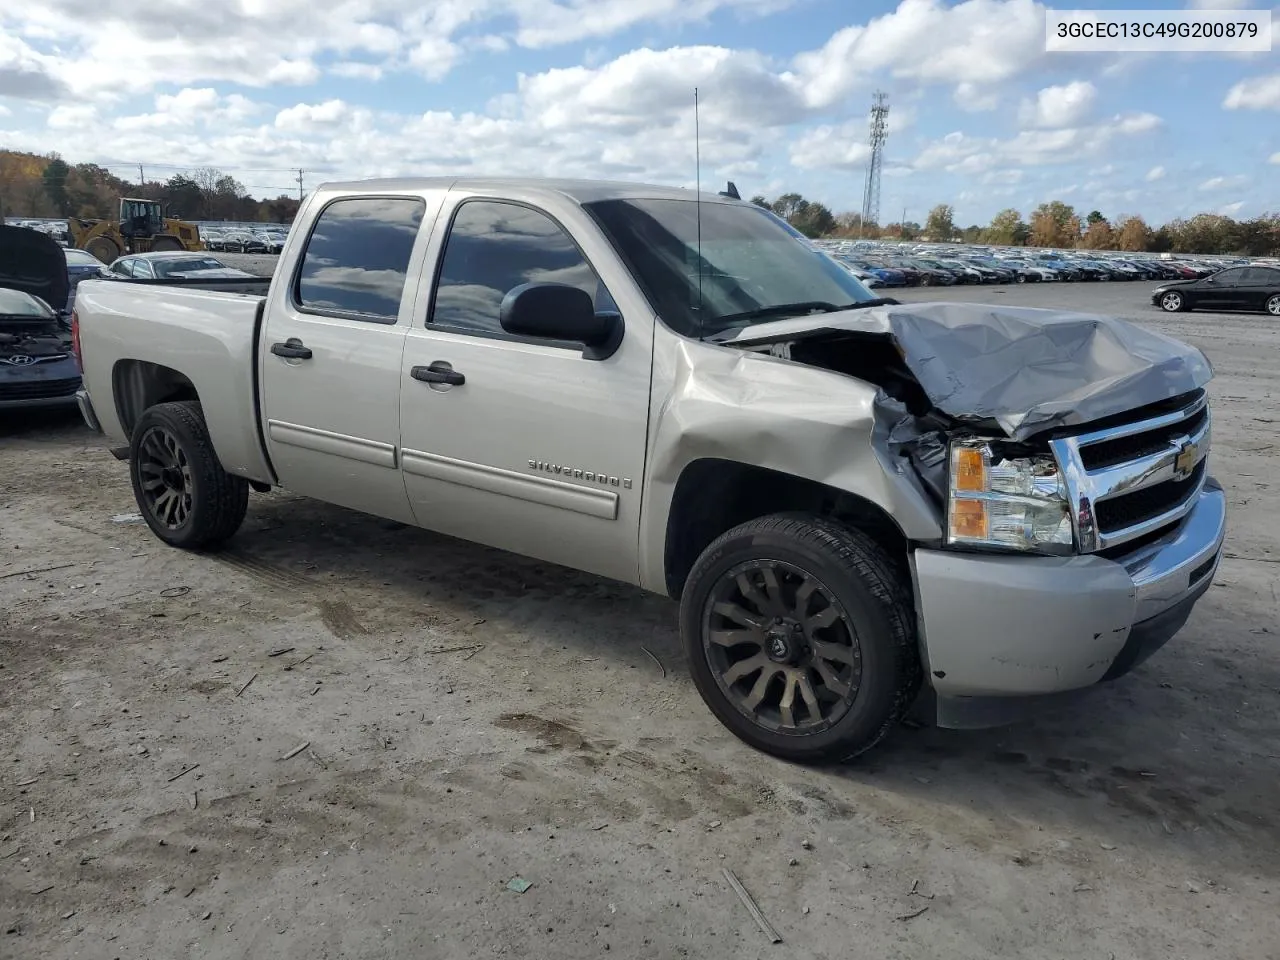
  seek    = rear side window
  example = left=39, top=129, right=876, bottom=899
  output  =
left=295, top=197, right=425, bottom=322
left=1241, top=267, right=1280, bottom=285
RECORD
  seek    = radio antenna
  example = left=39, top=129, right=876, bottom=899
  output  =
left=694, top=87, right=704, bottom=333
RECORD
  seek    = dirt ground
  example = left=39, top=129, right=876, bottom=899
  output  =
left=2, top=279, right=1278, bottom=960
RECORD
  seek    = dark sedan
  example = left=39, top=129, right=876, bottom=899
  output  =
left=1153, top=265, right=1280, bottom=315
left=64, top=247, right=111, bottom=313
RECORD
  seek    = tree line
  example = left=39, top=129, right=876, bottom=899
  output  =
left=0, top=150, right=301, bottom=224
left=752, top=192, right=1280, bottom=257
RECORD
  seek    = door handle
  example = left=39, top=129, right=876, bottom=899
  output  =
left=411, top=362, right=465, bottom=386
left=271, top=338, right=312, bottom=360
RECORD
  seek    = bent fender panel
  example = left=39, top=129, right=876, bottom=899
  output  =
left=638, top=332, right=943, bottom=594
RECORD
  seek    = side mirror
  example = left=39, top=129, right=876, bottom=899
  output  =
left=500, top=282, right=623, bottom=360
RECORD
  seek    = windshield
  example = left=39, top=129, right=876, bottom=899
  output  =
left=0, top=288, right=55, bottom=319
left=64, top=249, right=101, bottom=266
left=154, top=257, right=228, bottom=277
left=583, top=198, right=878, bottom=337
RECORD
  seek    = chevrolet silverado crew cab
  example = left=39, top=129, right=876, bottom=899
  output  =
left=71, top=178, right=1225, bottom=763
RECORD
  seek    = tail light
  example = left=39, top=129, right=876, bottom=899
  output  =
left=71, top=308, right=82, bottom=371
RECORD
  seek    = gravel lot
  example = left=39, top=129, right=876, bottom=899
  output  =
left=2, top=274, right=1277, bottom=960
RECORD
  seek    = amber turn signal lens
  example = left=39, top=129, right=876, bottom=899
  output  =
left=952, top=446, right=988, bottom=492
left=950, top=499, right=989, bottom=540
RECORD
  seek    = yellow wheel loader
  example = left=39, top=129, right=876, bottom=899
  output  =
left=69, top=198, right=204, bottom=263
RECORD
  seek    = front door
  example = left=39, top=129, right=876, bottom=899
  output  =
left=259, top=195, right=436, bottom=525
left=1195, top=267, right=1249, bottom=310
left=398, top=195, right=653, bottom=585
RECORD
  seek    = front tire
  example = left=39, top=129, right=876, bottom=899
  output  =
left=679, top=514, right=921, bottom=764
left=129, top=401, right=248, bottom=549
left=1160, top=291, right=1187, bottom=312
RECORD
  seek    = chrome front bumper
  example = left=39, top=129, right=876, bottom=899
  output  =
left=911, top=479, right=1225, bottom=726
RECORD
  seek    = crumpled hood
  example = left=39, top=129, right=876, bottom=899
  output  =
left=0, top=224, right=70, bottom=312
left=720, top=300, right=1213, bottom=441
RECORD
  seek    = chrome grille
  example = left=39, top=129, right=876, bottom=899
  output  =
left=1050, top=391, right=1210, bottom=553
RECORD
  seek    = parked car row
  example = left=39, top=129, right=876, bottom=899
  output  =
left=817, top=238, right=1242, bottom=287
left=201, top=225, right=287, bottom=254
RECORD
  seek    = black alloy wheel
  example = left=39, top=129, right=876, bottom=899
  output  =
left=704, top=560, right=862, bottom=733
left=128, top=401, right=249, bottom=548
left=137, top=425, right=194, bottom=530
left=680, top=514, right=921, bottom=763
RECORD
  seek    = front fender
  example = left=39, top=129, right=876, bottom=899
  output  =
left=637, top=333, right=943, bottom=594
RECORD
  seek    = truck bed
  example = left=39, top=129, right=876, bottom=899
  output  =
left=100, top=276, right=273, bottom=296
left=73, top=279, right=275, bottom=483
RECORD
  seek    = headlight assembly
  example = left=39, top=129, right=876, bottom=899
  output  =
left=947, top=439, right=1073, bottom=554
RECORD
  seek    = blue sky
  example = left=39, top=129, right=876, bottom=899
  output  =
left=1, top=0, right=1278, bottom=225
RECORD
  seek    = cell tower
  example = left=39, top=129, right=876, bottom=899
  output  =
left=860, top=91, right=889, bottom=234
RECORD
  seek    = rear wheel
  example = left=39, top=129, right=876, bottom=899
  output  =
left=85, top=236, right=120, bottom=264
left=680, top=514, right=921, bottom=764
left=1266, top=294, right=1280, bottom=316
left=129, top=401, right=248, bottom=549
left=1160, top=291, right=1186, bottom=312
left=149, top=236, right=183, bottom=252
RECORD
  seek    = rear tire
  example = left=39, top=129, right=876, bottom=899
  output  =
left=1266, top=294, right=1280, bottom=316
left=679, top=513, right=921, bottom=764
left=129, top=401, right=248, bottom=549
left=149, top=236, right=183, bottom=252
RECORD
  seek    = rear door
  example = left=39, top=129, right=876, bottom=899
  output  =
left=1238, top=267, right=1280, bottom=311
left=258, top=194, right=440, bottom=525
left=396, top=193, right=653, bottom=585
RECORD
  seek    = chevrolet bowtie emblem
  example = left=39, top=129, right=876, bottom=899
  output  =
left=1173, top=439, right=1199, bottom=479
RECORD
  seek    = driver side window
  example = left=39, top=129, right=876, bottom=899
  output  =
left=429, top=199, right=616, bottom=340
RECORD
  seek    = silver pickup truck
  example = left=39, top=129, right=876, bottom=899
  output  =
left=71, top=177, right=1225, bottom=763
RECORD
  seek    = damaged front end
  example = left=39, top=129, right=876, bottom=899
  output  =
left=723, top=299, right=1214, bottom=558
left=716, top=300, right=1223, bottom=724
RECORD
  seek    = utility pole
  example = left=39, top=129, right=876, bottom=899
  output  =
left=860, top=91, right=889, bottom=239
left=296, top=169, right=304, bottom=203
left=138, top=164, right=145, bottom=187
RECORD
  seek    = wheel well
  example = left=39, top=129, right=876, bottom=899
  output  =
left=112, top=360, right=199, bottom=437
left=663, top=458, right=910, bottom=599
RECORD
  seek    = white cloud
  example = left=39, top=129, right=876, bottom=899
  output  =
left=46, top=103, right=95, bottom=129
left=789, top=0, right=1047, bottom=110
left=274, top=100, right=353, bottom=132
left=953, top=82, right=999, bottom=112
left=331, top=61, right=385, bottom=81
left=1224, top=74, right=1280, bottom=110
left=913, top=112, right=1162, bottom=171
left=407, top=36, right=463, bottom=81
left=1217, top=200, right=1246, bottom=215
left=982, top=168, right=1024, bottom=185
left=1198, top=174, right=1249, bottom=191
left=113, top=89, right=262, bottom=131
left=265, top=59, right=322, bottom=85
left=1270, top=151, right=1280, bottom=165
left=1146, top=165, right=1166, bottom=182
left=511, top=0, right=795, bottom=48
left=789, top=124, right=871, bottom=170
left=1017, top=81, right=1096, bottom=129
